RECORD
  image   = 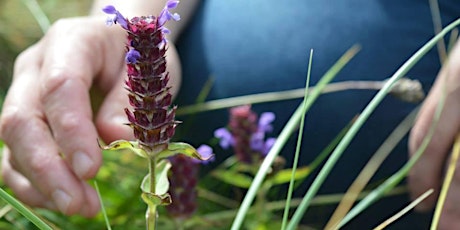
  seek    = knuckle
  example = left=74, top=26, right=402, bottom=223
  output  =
left=28, top=154, right=55, bottom=180
left=56, top=112, right=82, bottom=135
left=13, top=45, right=40, bottom=75
left=48, top=18, right=74, bottom=34
left=0, top=106, right=25, bottom=140
left=41, top=69, right=73, bottom=100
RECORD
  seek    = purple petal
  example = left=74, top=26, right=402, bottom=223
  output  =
left=158, top=9, right=169, bottom=26
left=102, top=5, right=117, bottom=14
left=105, top=16, right=115, bottom=26
left=158, top=1, right=181, bottom=26
left=250, top=132, right=265, bottom=152
left=193, top=144, right=215, bottom=164
left=125, top=49, right=141, bottom=63
left=162, top=27, right=171, bottom=34
left=102, top=5, right=128, bottom=29
left=115, top=12, right=128, bottom=29
left=258, top=112, right=275, bottom=133
left=214, top=128, right=233, bottom=149
left=262, top=138, right=276, bottom=156
left=170, top=12, right=181, bottom=21
left=166, top=0, right=180, bottom=9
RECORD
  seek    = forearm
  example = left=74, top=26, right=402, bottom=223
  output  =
left=90, top=0, right=199, bottom=42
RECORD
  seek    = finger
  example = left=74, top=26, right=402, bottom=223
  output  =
left=1, top=147, right=56, bottom=210
left=79, top=182, right=101, bottom=218
left=96, top=71, right=134, bottom=143
left=0, top=47, right=89, bottom=215
left=409, top=42, right=460, bottom=210
left=438, top=158, right=460, bottom=230
left=39, top=20, right=104, bottom=180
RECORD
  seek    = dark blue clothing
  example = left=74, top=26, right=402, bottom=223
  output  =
left=175, top=1, right=459, bottom=229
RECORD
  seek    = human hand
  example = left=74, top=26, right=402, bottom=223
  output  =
left=0, top=16, right=182, bottom=217
left=409, top=40, right=460, bottom=229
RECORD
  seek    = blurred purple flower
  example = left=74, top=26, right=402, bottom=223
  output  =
left=258, top=112, right=275, bottom=133
left=262, top=137, right=276, bottom=156
left=250, top=131, right=265, bottom=153
left=194, top=145, right=215, bottom=164
left=167, top=154, right=198, bottom=219
left=214, top=127, right=234, bottom=149
left=215, top=105, right=277, bottom=163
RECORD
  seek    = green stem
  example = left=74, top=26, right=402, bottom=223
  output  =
left=146, top=156, right=158, bottom=230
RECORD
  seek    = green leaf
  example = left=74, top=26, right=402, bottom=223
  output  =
left=270, top=166, right=311, bottom=186
left=141, top=192, right=172, bottom=206
left=0, top=187, right=52, bottom=230
left=99, top=139, right=148, bottom=158
left=156, top=142, right=213, bottom=161
left=211, top=169, right=253, bottom=189
left=141, top=160, right=171, bottom=195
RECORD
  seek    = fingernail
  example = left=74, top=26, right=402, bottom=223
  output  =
left=112, top=115, right=128, bottom=124
left=72, top=151, right=93, bottom=179
left=52, top=189, right=71, bottom=214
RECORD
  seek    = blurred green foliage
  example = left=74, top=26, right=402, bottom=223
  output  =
left=0, top=0, right=92, bottom=104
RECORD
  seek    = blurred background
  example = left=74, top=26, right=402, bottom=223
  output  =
left=0, top=0, right=92, bottom=107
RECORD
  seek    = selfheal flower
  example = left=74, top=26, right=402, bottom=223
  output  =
left=214, top=105, right=277, bottom=163
left=167, top=145, right=212, bottom=218
left=166, top=154, right=199, bottom=219
left=103, top=3, right=181, bottom=152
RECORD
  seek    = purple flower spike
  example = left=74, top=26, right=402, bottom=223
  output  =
left=102, top=5, right=128, bottom=29
left=194, top=145, right=215, bottom=164
left=104, top=2, right=181, bottom=151
left=258, top=112, right=275, bottom=133
left=125, top=49, right=141, bottom=63
left=214, top=128, right=234, bottom=149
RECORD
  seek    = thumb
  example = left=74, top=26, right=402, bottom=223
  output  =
left=408, top=41, right=460, bottom=211
left=96, top=75, right=134, bottom=143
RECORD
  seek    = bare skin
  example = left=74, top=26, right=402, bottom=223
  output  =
left=409, top=40, right=460, bottom=230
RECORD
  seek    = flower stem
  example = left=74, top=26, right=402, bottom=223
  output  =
left=146, top=156, right=158, bottom=230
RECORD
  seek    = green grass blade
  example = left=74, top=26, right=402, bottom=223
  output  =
left=20, top=0, right=50, bottom=34
left=326, top=107, right=419, bottom=229
left=230, top=45, right=360, bottom=230
left=0, top=187, right=52, bottom=230
left=338, top=110, right=440, bottom=228
left=94, top=181, right=112, bottom=230
left=286, top=18, right=460, bottom=230
left=280, top=49, right=313, bottom=230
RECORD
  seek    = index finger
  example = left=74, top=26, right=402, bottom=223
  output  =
left=39, top=19, right=105, bottom=179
